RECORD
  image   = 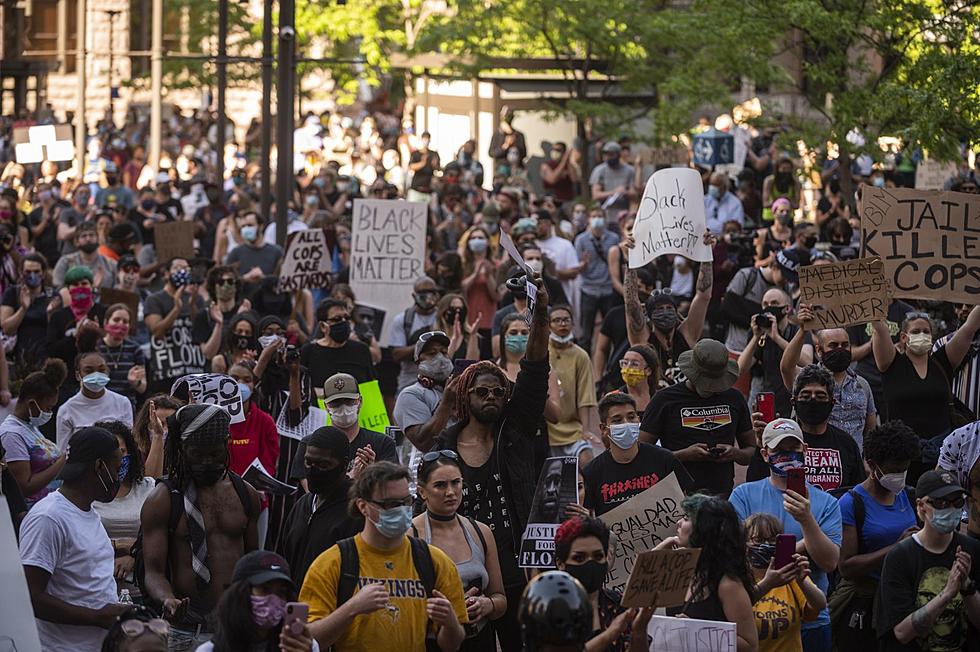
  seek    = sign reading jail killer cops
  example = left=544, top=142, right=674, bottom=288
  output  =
left=629, top=167, right=712, bottom=269
left=861, top=187, right=980, bottom=304
left=797, top=257, right=888, bottom=330
left=279, top=229, right=332, bottom=292
left=599, top=473, right=686, bottom=593
left=350, top=199, right=427, bottom=344
left=621, top=547, right=701, bottom=608
left=519, top=456, right=579, bottom=568
left=171, top=373, right=245, bottom=424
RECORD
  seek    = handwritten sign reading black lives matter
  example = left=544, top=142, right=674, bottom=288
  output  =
left=797, top=257, right=888, bottom=330
left=629, top=168, right=712, bottom=269
left=350, top=199, right=427, bottom=344
left=278, top=229, right=332, bottom=292
left=861, top=187, right=980, bottom=304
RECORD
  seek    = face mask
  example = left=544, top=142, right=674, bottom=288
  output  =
left=764, top=305, right=787, bottom=321
left=590, top=217, right=605, bottom=231
left=872, top=177, right=886, bottom=188
left=70, top=286, right=94, bottom=310
left=239, top=383, right=252, bottom=403
left=768, top=450, right=805, bottom=477
left=564, top=560, right=607, bottom=594
left=141, top=199, right=156, bottom=211
left=250, top=593, right=287, bottom=628
left=189, top=461, right=227, bottom=487
left=241, top=225, right=258, bottom=242
left=803, top=235, right=817, bottom=249
left=105, top=175, right=118, bottom=186
left=105, top=322, right=129, bottom=339
left=776, top=212, right=793, bottom=226
left=606, top=156, right=621, bottom=169
left=328, top=404, right=359, bottom=429
left=418, top=354, right=453, bottom=383
left=258, top=334, right=281, bottom=349
left=96, top=459, right=122, bottom=502
left=235, top=335, right=252, bottom=351
left=550, top=332, right=574, bottom=345
left=468, top=238, right=488, bottom=253
left=930, top=506, right=961, bottom=534
left=215, top=283, right=236, bottom=301
left=620, top=367, right=647, bottom=388
left=748, top=542, right=777, bottom=569
left=651, top=310, right=679, bottom=332
left=329, top=320, right=351, bottom=343
left=573, top=210, right=587, bottom=222
left=0, top=210, right=12, bottom=220
left=874, top=467, right=907, bottom=494
left=775, top=172, right=793, bottom=187
left=81, top=372, right=111, bottom=392
left=29, top=400, right=53, bottom=428
left=170, top=268, right=191, bottom=288
left=373, top=504, right=414, bottom=538
left=525, top=259, right=543, bottom=274
left=906, top=332, right=932, bottom=355
left=39, top=190, right=52, bottom=203
left=608, top=422, right=640, bottom=450
left=79, top=242, right=99, bottom=254
left=821, top=348, right=852, bottom=373
left=707, top=185, right=721, bottom=199
left=794, top=399, right=833, bottom=425
left=23, top=271, right=42, bottom=288
left=306, top=465, right=346, bottom=496
left=550, top=150, right=563, bottom=161
left=505, top=334, right=528, bottom=354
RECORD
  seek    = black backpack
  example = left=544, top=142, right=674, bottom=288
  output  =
left=336, top=536, right=437, bottom=605
left=828, top=483, right=917, bottom=552
left=132, top=473, right=254, bottom=604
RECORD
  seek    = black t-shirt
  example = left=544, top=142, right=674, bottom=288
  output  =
left=1, top=284, right=53, bottom=362
left=582, top=443, right=694, bottom=516
left=299, top=340, right=376, bottom=388
left=639, top=383, right=752, bottom=496
left=27, top=207, right=61, bottom=266
left=745, top=422, right=865, bottom=492
left=849, top=299, right=914, bottom=408
left=876, top=533, right=980, bottom=651
left=409, top=150, right=441, bottom=192
left=882, top=347, right=953, bottom=441
left=650, top=328, right=692, bottom=385
left=755, top=322, right=798, bottom=417
left=144, top=289, right=207, bottom=392
left=289, top=428, right=398, bottom=480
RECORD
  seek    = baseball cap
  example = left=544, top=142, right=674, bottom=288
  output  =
left=323, top=373, right=360, bottom=404
left=414, top=330, right=451, bottom=362
left=60, top=426, right=119, bottom=481
left=915, top=470, right=965, bottom=501
left=118, top=254, right=140, bottom=271
left=602, top=141, right=622, bottom=154
left=761, top=418, right=805, bottom=450
left=775, top=249, right=809, bottom=284
left=232, top=551, right=296, bottom=590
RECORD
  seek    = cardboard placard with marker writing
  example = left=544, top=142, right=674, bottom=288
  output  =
left=797, top=257, right=888, bottom=329
left=621, top=547, right=701, bottom=608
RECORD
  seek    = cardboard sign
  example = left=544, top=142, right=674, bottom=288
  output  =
left=629, top=167, right=712, bottom=269
left=171, top=373, right=245, bottom=424
left=154, top=220, right=196, bottom=264
left=0, top=496, right=42, bottom=652
left=98, top=287, right=140, bottom=334
left=599, top=473, right=685, bottom=594
left=518, top=457, right=579, bottom=568
left=349, top=199, right=428, bottom=344
left=860, top=187, right=980, bottom=304
left=316, top=379, right=391, bottom=432
left=621, top=548, right=701, bottom=608
left=915, top=159, right=957, bottom=190
left=797, top=257, right=888, bottom=329
left=279, top=229, right=332, bottom=292
left=647, top=615, right=737, bottom=652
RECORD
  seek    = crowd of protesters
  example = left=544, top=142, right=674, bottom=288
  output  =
left=1, top=101, right=979, bottom=652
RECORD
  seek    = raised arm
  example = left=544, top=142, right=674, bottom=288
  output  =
left=779, top=304, right=814, bottom=390
left=943, top=305, right=980, bottom=370
left=679, top=233, right=715, bottom=347
left=624, top=268, right=650, bottom=346
left=871, top=320, right=897, bottom=373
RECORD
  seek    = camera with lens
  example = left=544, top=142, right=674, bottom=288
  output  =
left=755, top=313, right=772, bottom=330
left=285, top=345, right=299, bottom=363
left=724, top=230, right=757, bottom=269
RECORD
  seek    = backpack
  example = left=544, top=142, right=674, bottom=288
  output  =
left=828, top=483, right=917, bottom=552
left=132, top=473, right=255, bottom=604
left=336, top=536, right=437, bottom=605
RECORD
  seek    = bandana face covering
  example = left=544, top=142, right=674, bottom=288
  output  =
left=768, top=450, right=805, bottom=477
left=250, top=593, right=287, bottom=628
left=69, top=286, right=95, bottom=320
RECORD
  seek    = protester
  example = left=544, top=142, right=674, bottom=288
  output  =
left=496, top=312, right=530, bottom=382
left=546, top=303, right=600, bottom=463
left=389, top=276, right=441, bottom=392
left=736, top=287, right=798, bottom=416
left=97, top=303, right=148, bottom=400
left=131, top=394, right=179, bottom=479
left=210, top=313, right=258, bottom=374
left=99, top=606, right=169, bottom=652
left=56, top=351, right=134, bottom=450
left=47, top=266, right=106, bottom=375
left=300, top=299, right=376, bottom=387
left=616, top=343, right=660, bottom=412
left=573, top=214, right=619, bottom=352
left=938, top=421, right=980, bottom=538
left=0, top=252, right=53, bottom=366
left=53, top=222, right=117, bottom=289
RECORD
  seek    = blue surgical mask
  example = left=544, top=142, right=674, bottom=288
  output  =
left=239, top=382, right=252, bottom=403
left=81, top=372, right=111, bottom=392
left=505, top=334, right=528, bottom=354
left=29, top=400, right=53, bottom=428
left=930, top=506, right=961, bottom=534
left=708, top=185, right=721, bottom=199
left=767, top=450, right=805, bottom=477
left=608, top=422, right=640, bottom=450
left=374, top=505, right=413, bottom=538
left=241, top=225, right=258, bottom=242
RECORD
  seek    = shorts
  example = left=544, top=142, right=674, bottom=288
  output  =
left=549, top=439, right=594, bottom=459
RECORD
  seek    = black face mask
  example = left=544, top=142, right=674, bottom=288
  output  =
left=794, top=399, right=834, bottom=425
left=328, top=321, right=351, bottom=343
left=96, top=460, right=122, bottom=503
left=803, top=235, right=817, bottom=248
left=775, top=172, right=793, bottom=187
left=764, top=305, right=787, bottom=321
left=235, top=335, right=252, bottom=351
left=564, top=560, right=607, bottom=594
left=306, top=465, right=345, bottom=496
left=189, top=461, right=227, bottom=487
left=79, top=242, right=99, bottom=254
left=749, top=542, right=777, bottom=569
left=651, top=310, right=679, bottom=332
left=821, top=348, right=852, bottom=373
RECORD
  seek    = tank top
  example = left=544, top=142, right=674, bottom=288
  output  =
left=421, top=513, right=489, bottom=592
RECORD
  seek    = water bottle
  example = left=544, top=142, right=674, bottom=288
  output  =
left=119, top=589, right=134, bottom=605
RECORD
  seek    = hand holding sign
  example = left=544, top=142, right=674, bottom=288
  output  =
left=630, top=168, right=712, bottom=268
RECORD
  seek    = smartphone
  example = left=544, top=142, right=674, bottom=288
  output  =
left=284, top=602, right=309, bottom=636
left=453, top=359, right=477, bottom=377
left=708, top=446, right=724, bottom=457
left=786, top=467, right=807, bottom=497
left=774, top=534, right=797, bottom=569
left=756, top=392, right=775, bottom=423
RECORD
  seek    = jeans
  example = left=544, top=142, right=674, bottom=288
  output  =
left=801, top=623, right=832, bottom=652
left=577, top=291, right=618, bottom=353
left=168, top=626, right=212, bottom=652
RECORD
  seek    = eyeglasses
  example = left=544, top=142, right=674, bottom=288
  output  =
left=469, top=386, right=507, bottom=399
left=619, top=359, right=646, bottom=370
left=216, top=278, right=236, bottom=286
left=550, top=317, right=572, bottom=325
left=120, top=618, right=169, bottom=639
left=366, top=495, right=414, bottom=510
left=927, top=495, right=966, bottom=510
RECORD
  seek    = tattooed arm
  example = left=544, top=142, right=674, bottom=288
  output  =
left=624, top=267, right=650, bottom=347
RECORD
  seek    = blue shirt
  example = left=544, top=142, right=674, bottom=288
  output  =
left=703, top=190, right=745, bottom=234
left=574, top=229, right=620, bottom=297
left=838, top=484, right=915, bottom=581
left=730, top=478, right=842, bottom=629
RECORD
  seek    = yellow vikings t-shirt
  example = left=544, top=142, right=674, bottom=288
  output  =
left=300, top=534, right=468, bottom=652
left=753, top=581, right=813, bottom=652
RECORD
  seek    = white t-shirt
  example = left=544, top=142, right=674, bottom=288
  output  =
left=537, top=235, right=580, bottom=301
left=19, top=491, right=117, bottom=652
left=55, top=389, right=134, bottom=451
left=93, top=476, right=156, bottom=540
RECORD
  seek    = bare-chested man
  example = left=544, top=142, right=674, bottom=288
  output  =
left=141, top=403, right=260, bottom=651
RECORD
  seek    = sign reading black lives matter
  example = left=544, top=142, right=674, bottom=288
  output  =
left=629, top=167, right=712, bottom=269
left=171, top=373, right=245, bottom=424
left=861, top=187, right=980, bottom=304
left=349, top=199, right=427, bottom=344
left=518, top=456, right=579, bottom=568
left=278, top=229, right=332, bottom=292
left=797, top=257, right=888, bottom=330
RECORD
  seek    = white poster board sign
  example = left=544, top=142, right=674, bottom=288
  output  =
left=349, top=199, right=428, bottom=344
left=0, top=496, right=43, bottom=652
left=915, top=159, right=957, bottom=190
left=646, top=615, right=736, bottom=652
left=629, top=167, right=711, bottom=268
left=171, top=374, right=246, bottom=424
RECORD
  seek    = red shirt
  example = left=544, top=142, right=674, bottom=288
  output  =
left=228, top=404, right=280, bottom=507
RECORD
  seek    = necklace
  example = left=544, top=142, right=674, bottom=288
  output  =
left=103, top=339, right=125, bottom=370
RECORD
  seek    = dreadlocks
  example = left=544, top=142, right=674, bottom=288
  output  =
left=452, top=361, right=510, bottom=421
left=163, top=403, right=231, bottom=490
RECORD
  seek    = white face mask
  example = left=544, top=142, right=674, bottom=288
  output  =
left=525, top=259, right=543, bottom=274
left=875, top=468, right=907, bottom=494
left=906, top=332, right=932, bottom=355
left=328, top=404, right=359, bottom=428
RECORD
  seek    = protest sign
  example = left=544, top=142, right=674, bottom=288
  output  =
left=647, top=615, right=737, bottom=652
left=519, top=456, right=579, bottom=568
left=797, top=257, right=888, bottom=330
left=599, top=473, right=685, bottom=593
left=279, top=229, right=332, bottom=292
left=621, top=548, right=701, bottom=608
left=629, top=167, right=712, bottom=269
left=0, top=496, right=42, bottom=652
left=316, top=379, right=391, bottom=432
left=243, top=458, right=297, bottom=495
left=915, top=159, right=957, bottom=190
left=98, top=287, right=140, bottom=334
left=860, top=187, right=980, bottom=304
left=349, top=199, right=427, bottom=344
left=276, top=403, right=328, bottom=442
left=498, top=230, right=537, bottom=322
left=171, top=373, right=245, bottom=424
left=154, top=220, right=196, bottom=263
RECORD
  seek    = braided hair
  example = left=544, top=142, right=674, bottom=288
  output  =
left=452, top=361, right=510, bottom=421
left=163, top=404, right=231, bottom=491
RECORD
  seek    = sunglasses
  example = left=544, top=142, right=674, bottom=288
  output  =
left=469, top=386, right=507, bottom=399
left=906, top=311, right=931, bottom=321
left=120, top=618, right=169, bottom=638
left=421, top=449, right=459, bottom=464
left=927, top=495, right=966, bottom=510
left=325, top=315, right=349, bottom=324
left=216, top=278, right=236, bottom=286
